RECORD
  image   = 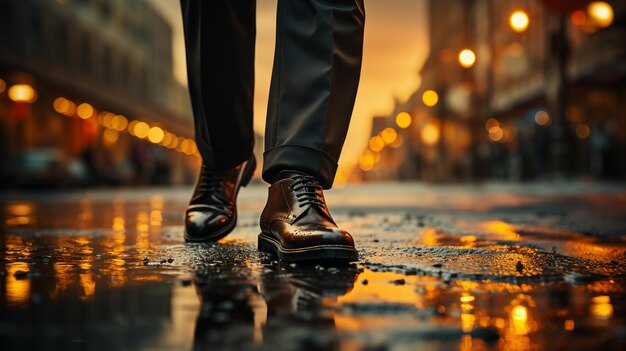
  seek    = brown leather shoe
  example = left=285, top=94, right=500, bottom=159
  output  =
left=258, top=171, right=358, bottom=262
left=184, top=155, right=256, bottom=242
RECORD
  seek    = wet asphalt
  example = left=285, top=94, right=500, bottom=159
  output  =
left=1, top=181, right=626, bottom=350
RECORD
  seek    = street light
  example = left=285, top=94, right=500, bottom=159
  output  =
left=8, top=84, right=37, bottom=103
left=458, top=49, right=476, bottom=68
left=395, top=112, right=412, bottom=129
left=422, top=89, right=439, bottom=107
left=510, top=10, right=530, bottom=32
left=587, top=1, right=613, bottom=28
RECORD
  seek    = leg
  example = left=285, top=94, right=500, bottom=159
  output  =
left=258, top=0, right=365, bottom=262
left=180, top=0, right=256, bottom=171
left=262, top=0, right=365, bottom=189
left=181, top=0, right=257, bottom=242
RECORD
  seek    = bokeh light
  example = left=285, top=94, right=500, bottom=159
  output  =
left=147, top=126, right=165, bottom=144
left=422, top=89, right=439, bottom=107
left=395, top=112, right=412, bottom=129
left=0, top=78, right=6, bottom=94
left=381, top=127, right=398, bottom=145
left=421, top=121, right=440, bottom=145
left=587, top=2, right=614, bottom=28
left=76, top=103, right=94, bottom=119
left=133, top=122, right=150, bottom=139
left=8, top=84, right=37, bottom=103
left=510, top=10, right=530, bottom=32
left=458, top=49, right=476, bottom=68
left=534, top=111, right=550, bottom=126
left=369, top=135, right=385, bottom=152
left=576, top=124, right=590, bottom=139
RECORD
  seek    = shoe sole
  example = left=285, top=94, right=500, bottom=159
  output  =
left=184, top=156, right=256, bottom=243
left=258, top=232, right=359, bottom=262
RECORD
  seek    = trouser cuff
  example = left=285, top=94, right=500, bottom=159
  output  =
left=198, top=138, right=254, bottom=171
left=262, top=145, right=338, bottom=189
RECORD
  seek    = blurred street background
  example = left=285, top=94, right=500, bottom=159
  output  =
left=1, top=0, right=624, bottom=187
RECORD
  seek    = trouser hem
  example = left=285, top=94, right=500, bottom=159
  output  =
left=262, top=145, right=338, bottom=189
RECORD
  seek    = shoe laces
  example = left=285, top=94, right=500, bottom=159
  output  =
left=196, top=165, right=229, bottom=204
left=289, top=174, right=325, bottom=208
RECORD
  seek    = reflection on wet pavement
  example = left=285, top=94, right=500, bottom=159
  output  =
left=1, top=183, right=626, bottom=350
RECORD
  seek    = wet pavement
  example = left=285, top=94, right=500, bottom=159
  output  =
left=1, top=181, right=626, bottom=350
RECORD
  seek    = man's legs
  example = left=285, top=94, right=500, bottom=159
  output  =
left=263, top=0, right=365, bottom=189
left=181, top=0, right=257, bottom=242
left=180, top=0, right=255, bottom=171
left=258, top=0, right=365, bottom=261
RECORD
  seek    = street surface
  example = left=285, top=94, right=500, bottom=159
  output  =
left=1, top=181, right=626, bottom=350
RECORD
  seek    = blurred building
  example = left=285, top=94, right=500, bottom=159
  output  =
left=359, top=0, right=626, bottom=182
left=0, top=0, right=198, bottom=187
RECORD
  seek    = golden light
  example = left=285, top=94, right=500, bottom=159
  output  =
left=76, top=103, right=94, bottom=119
left=180, top=138, right=197, bottom=155
left=511, top=305, right=528, bottom=322
left=127, top=120, right=139, bottom=135
left=460, top=294, right=475, bottom=303
left=591, top=295, right=613, bottom=319
left=133, top=121, right=150, bottom=139
left=8, top=84, right=37, bottom=103
left=576, top=124, right=590, bottom=139
left=395, top=112, right=412, bottom=129
left=103, top=128, right=119, bottom=145
left=421, top=121, right=440, bottom=146
left=167, top=136, right=180, bottom=149
left=368, top=135, right=385, bottom=152
left=485, top=118, right=499, bottom=131
left=458, top=49, right=476, bottom=68
left=381, top=127, right=398, bottom=144
left=53, top=97, right=70, bottom=114
left=422, top=89, right=439, bottom=107
left=564, top=319, right=575, bottom=331
left=534, top=111, right=550, bottom=126
left=147, top=126, right=165, bottom=143
left=587, top=2, right=614, bottom=28
left=510, top=10, right=530, bottom=33
left=111, top=115, right=128, bottom=131
left=161, top=132, right=173, bottom=147
left=358, top=152, right=375, bottom=171
left=488, top=126, right=504, bottom=142
left=390, top=134, right=404, bottom=148
left=571, top=10, right=586, bottom=27
left=0, top=78, right=6, bottom=94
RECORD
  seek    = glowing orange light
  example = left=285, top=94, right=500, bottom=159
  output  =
left=422, top=89, right=439, bottom=107
left=485, top=118, right=499, bottom=131
left=534, top=111, right=550, bottom=126
left=103, top=128, right=119, bottom=145
left=76, top=103, right=94, bottom=119
left=147, top=126, right=165, bottom=143
left=133, top=122, right=150, bottom=139
left=571, top=10, right=586, bottom=26
left=421, top=121, right=440, bottom=145
left=576, top=124, right=590, bottom=139
left=0, top=78, right=6, bottom=94
left=587, top=2, right=614, bottom=28
left=111, top=115, right=128, bottom=131
left=8, top=84, right=37, bottom=103
left=390, top=134, right=404, bottom=148
left=381, top=127, right=398, bottom=144
left=368, top=135, right=385, bottom=152
left=510, top=10, right=530, bottom=32
left=458, top=49, right=476, bottom=68
left=395, top=112, right=412, bottom=129
left=488, top=126, right=504, bottom=142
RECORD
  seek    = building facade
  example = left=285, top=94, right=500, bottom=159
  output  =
left=0, top=0, right=198, bottom=187
left=359, top=0, right=626, bottom=182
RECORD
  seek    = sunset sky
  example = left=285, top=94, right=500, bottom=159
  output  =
left=148, top=0, right=429, bottom=170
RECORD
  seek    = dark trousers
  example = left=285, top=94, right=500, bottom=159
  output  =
left=180, top=0, right=365, bottom=189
